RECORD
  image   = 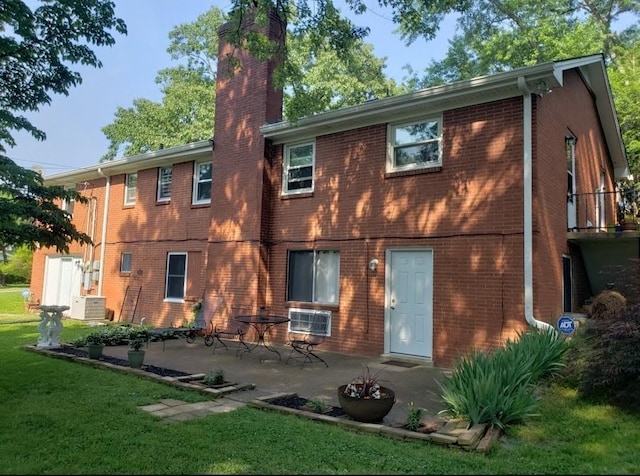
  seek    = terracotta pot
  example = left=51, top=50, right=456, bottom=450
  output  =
left=337, top=384, right=396, bottom=423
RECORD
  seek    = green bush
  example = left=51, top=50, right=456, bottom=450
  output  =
left=569, top=303, right=640, bottom=412
left=73, top=325, right=152, bottom=347
left=438, top=327, right=570, bottom=430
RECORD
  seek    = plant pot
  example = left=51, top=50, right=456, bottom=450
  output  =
left=87, top=343, right=104, bottom=360
left=337, top=384, right=396, bottom=423
left=127, top=349, right=145, bottom=369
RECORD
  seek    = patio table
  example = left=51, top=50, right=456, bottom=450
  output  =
left=234, top=314, right=290, bottom=362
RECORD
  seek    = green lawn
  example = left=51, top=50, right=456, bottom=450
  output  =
left=0, top=287, right=638, bottom=474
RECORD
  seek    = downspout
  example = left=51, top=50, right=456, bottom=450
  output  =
left=518, top=77, right=555, bottom=332
left=97, top=169, right=110, bottom=297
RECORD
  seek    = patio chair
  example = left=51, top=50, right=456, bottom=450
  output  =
left=285, top=314, right=329, bottom=368
left=209, top=306, right=251, bottom=356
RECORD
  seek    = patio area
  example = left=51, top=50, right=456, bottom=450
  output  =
left=97, top=336, right=450, bottom=427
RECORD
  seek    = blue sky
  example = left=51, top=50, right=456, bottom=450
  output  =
left=8, top=1, right=457, bottom=176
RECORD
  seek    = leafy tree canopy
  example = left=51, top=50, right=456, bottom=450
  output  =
left=101, top=5, right=400, bottom=160
left=0, top=0, right=126, bottom=251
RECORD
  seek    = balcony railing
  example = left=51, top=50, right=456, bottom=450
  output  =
left=568, top=190, right=619, bottom=232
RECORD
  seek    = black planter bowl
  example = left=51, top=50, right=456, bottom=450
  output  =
left=337, top=384, right=396, bottom=423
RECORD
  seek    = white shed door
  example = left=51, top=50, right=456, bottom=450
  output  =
left=43, top=256, right=82, bottom=308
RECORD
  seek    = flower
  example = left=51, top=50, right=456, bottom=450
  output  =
left=342, top=366, right=385, bottom=399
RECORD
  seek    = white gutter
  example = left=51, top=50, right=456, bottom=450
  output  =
left=518, top=77, right=555, bottom=332
left=97, top=169, right=110, bottom=296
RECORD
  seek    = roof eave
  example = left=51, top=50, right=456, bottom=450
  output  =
left=44, top=139, right=214, bottom=186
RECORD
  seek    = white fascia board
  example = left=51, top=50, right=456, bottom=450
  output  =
left=44, top=139, right=214, bottom=186
left=261, top=61, right=563, bottom=144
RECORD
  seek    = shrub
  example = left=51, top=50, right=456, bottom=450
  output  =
left=438, top=327, right=570, bottom=430
left=589, top=290, right=627, bottom=320
left=572, top=303, right=640, bottom=412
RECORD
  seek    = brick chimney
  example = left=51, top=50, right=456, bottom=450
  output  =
left=206, top=8, right=285, bottom=314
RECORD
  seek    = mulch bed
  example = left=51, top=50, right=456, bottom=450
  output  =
left=48, top=345, right=191, bottom=378
left=267, top=394, right=346, bottom=418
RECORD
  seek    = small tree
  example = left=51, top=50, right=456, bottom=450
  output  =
left=1, top=0, right=126, bottom=252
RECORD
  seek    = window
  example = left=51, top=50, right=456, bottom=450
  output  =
left=287, top=250, right=339, bottom=304
left=124, top=173, right=137, bottom=205
left=289, top=309, right=331, bottom=336
left=283, top=142, right=314, bottom=194
left=120, top=253, right=132, bottom=273
left=62, top=187, right=75, bottom=215
left=157, top=166, right=172, bottom=202
left=388, top=119, right=441, bottom=172
left=193, top=161, right=212, bottom=204
left=165, top=253, right=187, bottom=300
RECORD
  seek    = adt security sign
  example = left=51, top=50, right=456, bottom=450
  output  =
left=557, top=315, right=575, bottom=335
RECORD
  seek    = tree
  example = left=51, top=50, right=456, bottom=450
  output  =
left=0, top=0, right=126, bottom=252
left=101, top=5, right=400, bottom=160
left=608, top=33, right=640, bottom=176
left=100, top=6, right=222, bottom=161
left=401, top=0, right=640, bottom=174
left=223, top=1, right=639, bottom=176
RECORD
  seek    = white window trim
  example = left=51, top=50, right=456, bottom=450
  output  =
left=288, top=308, right=331, bottom=337
left=62, top=187, right=75, bottom=215
left=282, top=141, right=315, bottom=196
left=165, top=252, right=187, bottom=302
left=120, top=252, right=132, bottom=273
left=386, top=117, right=442, bottom=173
left=287, top=250, right=340, bottom=305
left=124, top=173, right=137, bottom=206
left=192, top=161, right=212, bottom=205
left=157, top=166, right=172, bottom=202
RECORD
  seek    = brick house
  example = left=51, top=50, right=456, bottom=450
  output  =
left=30, top=12, right=628, bottom=367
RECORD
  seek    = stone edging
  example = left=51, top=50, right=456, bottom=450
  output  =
left=249, top=393, right=502, bottom=452
left=23, top=345, right=256, bottom=398
left=25, top=345, right=501, bottom=452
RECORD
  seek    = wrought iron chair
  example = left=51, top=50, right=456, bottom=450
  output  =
left=209, top=306, right=251, bottom=356
left=285, top=313, right=329, bottom=367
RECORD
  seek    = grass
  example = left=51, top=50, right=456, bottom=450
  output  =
left=1, top=287, right=639, bottom=474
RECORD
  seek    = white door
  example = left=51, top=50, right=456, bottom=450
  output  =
left=386, top=249, right=433, bottom=358
left=42, top=256, right=82, bottom=308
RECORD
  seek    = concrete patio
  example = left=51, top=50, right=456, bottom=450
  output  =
left=99, top=335, right=451, bottom=427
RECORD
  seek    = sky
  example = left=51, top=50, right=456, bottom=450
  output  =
left=8, top=1, right=458, bottom=177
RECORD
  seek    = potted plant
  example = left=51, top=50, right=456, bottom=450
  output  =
left=337, top=366, right=396, bottom=423
left=617, top=180, right=640, bottom=231
left=127, top=329, right=148, bottom=369
left=85, top=331, right=106, bottom=360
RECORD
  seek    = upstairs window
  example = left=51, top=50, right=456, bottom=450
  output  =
left=287, top=250, right=339, bottom=304
left=124, top=173, right=137, bottom=206
left=388, top=119, right=441, bottom=172
left=157, top=166, right=172, bottom=202
left=193, top=161, right=212, bottom=204
left=283, top=142, right=314, bottom=195
left=62, top=187, right=75, bottom=215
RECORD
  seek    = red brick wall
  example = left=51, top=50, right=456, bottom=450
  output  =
left=260, top=98, right=528, bottom=365
left=205, top=11, right=285, bottom=324
left=533, top=69, right=616, bottom=320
